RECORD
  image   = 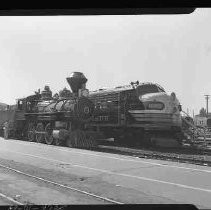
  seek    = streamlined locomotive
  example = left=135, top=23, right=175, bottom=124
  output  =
left=88, top=81, right=183, bottom=146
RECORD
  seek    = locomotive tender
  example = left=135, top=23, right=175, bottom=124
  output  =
left=87, top=81, right=183, bottom=146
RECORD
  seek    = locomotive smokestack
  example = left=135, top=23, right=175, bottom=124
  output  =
left=66, top=72, right=88, bottom=95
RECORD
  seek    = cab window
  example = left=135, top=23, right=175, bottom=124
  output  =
left=136, top=84, right=165, bottom=96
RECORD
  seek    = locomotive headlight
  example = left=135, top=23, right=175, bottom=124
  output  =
left=147, top=102, right=164, bottom=110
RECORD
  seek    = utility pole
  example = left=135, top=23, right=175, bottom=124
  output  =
left=187, top=108, right=189, bottom=115
left=205, top=95, right=210, bottom=117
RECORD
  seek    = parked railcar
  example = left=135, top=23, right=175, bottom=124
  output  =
left=206, top=119, right=210, bottom=129
left=87, top=82, right=183, bottom=147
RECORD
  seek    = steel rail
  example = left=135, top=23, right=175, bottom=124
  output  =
left=0, top=192, right=24, bottom=205
left=0, top=163, right=123, bottom=205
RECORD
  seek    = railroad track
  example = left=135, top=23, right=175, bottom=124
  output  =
left=0, top=192, right=24, bottom=205
left=0, top=162, right=123, bottom=205
left=95, top=143, right=211, bottom=167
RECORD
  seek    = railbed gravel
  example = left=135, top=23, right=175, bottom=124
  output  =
left=97, top=144, right=211, bottom=167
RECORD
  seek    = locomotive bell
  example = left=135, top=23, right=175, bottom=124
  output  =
left=66, top=72, right=87, bottom=95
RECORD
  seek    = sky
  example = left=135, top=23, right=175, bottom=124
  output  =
left=0, top=8, right=211, bottom=115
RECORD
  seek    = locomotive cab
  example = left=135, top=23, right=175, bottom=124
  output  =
left=128, top=83, right=182, bottom=131
left=88, top=81, right=183, bottom=147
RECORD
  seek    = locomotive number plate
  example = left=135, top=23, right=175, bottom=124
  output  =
left=93, top=116, right=109, bottom=121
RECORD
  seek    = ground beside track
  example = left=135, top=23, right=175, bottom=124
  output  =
left=97, top=144, right=211, bottom=166
left=0, top=138, right=211, bottom=208
left=0, top=195, right=21, bottom=205
left=0, top=163, right=111, bottom=205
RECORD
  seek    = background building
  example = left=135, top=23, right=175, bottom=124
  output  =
left=194, top=113, right=211, bottom=127
left=194, top=115, right=207, bottom=127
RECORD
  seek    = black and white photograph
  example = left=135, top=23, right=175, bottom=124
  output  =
left=0, top=7, right=210, bottom=209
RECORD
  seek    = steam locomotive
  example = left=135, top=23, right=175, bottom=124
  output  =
left=1, top=72, right=97, bottom=148
left=87, top=81, right=183, bottom=147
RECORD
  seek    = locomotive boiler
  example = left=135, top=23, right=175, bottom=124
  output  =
left=14, top=72, right=97, bottom=148
left=87, top=81, right=183, bottom=147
